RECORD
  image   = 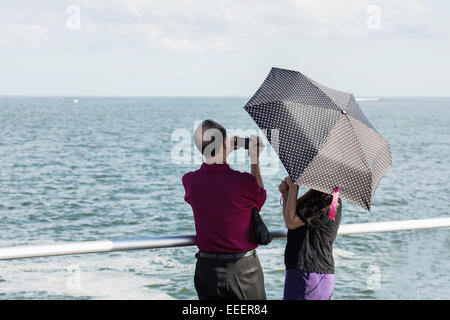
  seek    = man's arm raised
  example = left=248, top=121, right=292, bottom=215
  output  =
left=249, top=135, right=264, bottom=190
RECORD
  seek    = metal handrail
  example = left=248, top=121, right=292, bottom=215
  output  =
left=0, top=217, right=449, bottom=261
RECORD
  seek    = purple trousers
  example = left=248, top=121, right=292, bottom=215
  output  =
left=283, top=269, right=335, bottom=300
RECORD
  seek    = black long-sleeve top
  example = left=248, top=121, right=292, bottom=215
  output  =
left=284, top=197, right=342, bottom=274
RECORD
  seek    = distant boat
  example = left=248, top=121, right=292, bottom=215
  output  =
left=73, top=99, right=79, bottom=103
left=355, top=97, right=379, bottom=102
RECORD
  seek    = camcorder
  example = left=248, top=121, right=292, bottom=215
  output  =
left=233, top=137, right=263, bottom=150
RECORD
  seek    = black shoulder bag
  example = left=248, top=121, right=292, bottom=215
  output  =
left=252, top=207, right=272, bottom=245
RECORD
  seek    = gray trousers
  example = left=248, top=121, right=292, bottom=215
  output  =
left=194, top=251, right=266, bottom=300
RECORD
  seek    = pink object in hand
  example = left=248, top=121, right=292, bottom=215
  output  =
left=329, top=187, right=340, bottom=220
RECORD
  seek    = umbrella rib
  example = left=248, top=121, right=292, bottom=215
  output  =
left=306, top=76, right=352, bottom=110
left=305, top=78, right=341, bottom=112
left=342, top=114, right=374, bottom=202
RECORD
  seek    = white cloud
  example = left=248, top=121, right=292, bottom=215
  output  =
left=161, top=37, right=203, bottom=52
left=82, top=21, right=230, bottom=53
left=72, top=0, right=448, bottom=51
left=0, top=22, right=48, bottom=48
left=1, top=0, right=447, bottom=52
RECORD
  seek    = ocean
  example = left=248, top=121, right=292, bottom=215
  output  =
left=0, top=96, right=449, bottom=299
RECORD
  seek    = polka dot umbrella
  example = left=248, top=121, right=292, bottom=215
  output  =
left=244, top=67, right=392, bottom=212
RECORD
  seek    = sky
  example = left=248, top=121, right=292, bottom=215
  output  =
left=0, top=0, right=449, bottom=97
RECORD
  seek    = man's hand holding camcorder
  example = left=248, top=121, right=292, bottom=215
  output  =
left=248, top=135, right=264, bottom=164
left=248, top=135, right=264, bottom=189
left=226, top=135, right=240, bottom=158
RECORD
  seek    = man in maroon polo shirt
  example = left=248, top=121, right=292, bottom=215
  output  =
left=182, top=119, right=267, bottom=300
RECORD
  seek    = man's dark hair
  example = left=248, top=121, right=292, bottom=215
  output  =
left=195, top=120, right=227, bottom=158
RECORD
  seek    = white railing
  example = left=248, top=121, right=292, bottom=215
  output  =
left=0, top=217, right=449, bottom=261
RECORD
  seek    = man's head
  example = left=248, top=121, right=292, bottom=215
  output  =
left=194, top=120, right=228, bottom=161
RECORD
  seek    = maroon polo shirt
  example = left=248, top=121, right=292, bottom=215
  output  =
left=182, top=163, right=266, bottom=253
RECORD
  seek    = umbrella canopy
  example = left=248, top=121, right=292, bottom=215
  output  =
left=244, top=67, right=392, bottom=211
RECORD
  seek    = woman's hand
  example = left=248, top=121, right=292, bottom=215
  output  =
left=284, top=176, right=296, bottom=189
left=283, top=176, right=304, bottom=230
left=278, top=180, right=288, bottom=194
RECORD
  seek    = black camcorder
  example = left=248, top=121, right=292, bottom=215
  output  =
left=233, top=137, right=262, bottom=150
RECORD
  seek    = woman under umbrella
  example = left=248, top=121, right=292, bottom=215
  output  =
left=279, top=177, right=342, bottom=300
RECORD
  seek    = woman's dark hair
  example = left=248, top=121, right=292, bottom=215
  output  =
left=296, top=189, right=333, bottom=220
left=194, top=119, right=227, bottom=157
